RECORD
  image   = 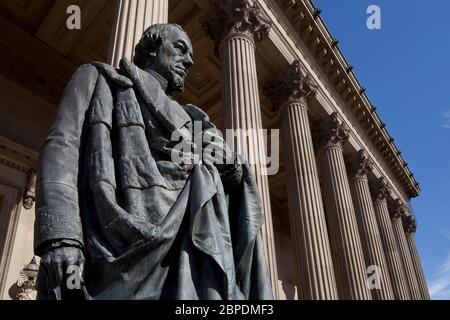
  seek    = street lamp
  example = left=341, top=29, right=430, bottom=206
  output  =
left=23, top=256, right=39, bottom=280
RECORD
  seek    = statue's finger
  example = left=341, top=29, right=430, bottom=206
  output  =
left=78, top=257, right=86, bottom=278
left=54, top=261, right=65, bottom=287
left=78, top=252, right=86, bottom=266
left=41, top=258, right=54, bottom=286
left=45, top=261, right=58, bottom=289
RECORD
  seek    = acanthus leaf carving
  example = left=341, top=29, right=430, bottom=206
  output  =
left=201, top=0, right=272, bottom=53
left=403, top=215, right=417, bottom=235
left=390, top=198, right=408, bottom=221
left=319, top=112, right=350, bottom=148
left=348, top=149, right=374, bottom=179
left=264, top=60, right=318, bottom=110
left=371, top=177, right=392, bottom=202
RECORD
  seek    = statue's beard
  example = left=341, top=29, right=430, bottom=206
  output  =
left=171, top=74, right=185, bottom=93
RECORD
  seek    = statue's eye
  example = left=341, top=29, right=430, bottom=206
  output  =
left=175, top=46, right=181, bottom=53
left=175, top=43, right=187, bottom=55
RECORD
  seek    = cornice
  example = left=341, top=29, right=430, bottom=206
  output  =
left=0, top=156, right=30, bottom=174
left=0, top=136, right=38, bottom=173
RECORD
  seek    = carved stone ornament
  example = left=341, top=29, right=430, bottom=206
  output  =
left=23, top=169, right=36, bottom=210
left=371, top=177, right=392, bottom=202
left=320, top=112, right=350, bottom=149
left=15, top=278, right=37, bottom=301
left=201, top=0, right=272, bottom=52
left=403, top=215, right=417, bottom=235
left=348, top=150, right=374, bottom=179
left=390, top=198, right=408, bottom=221
left=264, top=60, right=318, bottom=110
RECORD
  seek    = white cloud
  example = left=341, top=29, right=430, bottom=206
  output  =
left=428, top=253, right=450, bottom=300
left=443, top=111, right=450, bottom=129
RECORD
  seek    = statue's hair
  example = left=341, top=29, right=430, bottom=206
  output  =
left=133, top=23, right=186, bottom=68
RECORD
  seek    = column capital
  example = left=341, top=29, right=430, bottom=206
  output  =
left=264, top=60, right=318, bottom=110
left=202, top=0, right=271, bottom=52
left=348, top=150, right=374, bottom=180
left=390, top=198, right=408, bottom=221
left=370, top=177, right=392, bottom=202
left=319, top=112, right=350, bottom=149
left=403, top=215, right=417, bottom=235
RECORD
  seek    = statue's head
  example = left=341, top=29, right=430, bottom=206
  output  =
left=134, top=24, right=194, bottom=94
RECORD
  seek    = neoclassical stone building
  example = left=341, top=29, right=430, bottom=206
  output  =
left=0, top=0, right=429, bottom=300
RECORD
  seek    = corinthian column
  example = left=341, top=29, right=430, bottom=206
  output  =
left=108, top=0, right=169, bottom=67
left=390, top=200, right=422, bottom=300
left=404, top=216, right=431, bottom=300
left=202, top=0, right=279, bottom=298
left=371, top=178, right=411, bottom=299
left=318, top=113, right=371, bottom=300
left=348, top=151, right=394, bottom=300
left=264, top=61, right=338, bottom=300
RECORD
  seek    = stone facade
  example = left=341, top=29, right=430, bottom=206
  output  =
left=0, top=0, right=428, bottom=300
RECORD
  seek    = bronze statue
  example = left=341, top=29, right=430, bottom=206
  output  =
left=35, top=24, right=273, bottom=300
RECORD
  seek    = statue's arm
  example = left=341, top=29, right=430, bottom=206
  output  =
left=34, top=65, right=100, bottom=256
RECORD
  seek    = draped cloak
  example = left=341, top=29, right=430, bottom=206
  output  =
left=34, top=58, right=273, bottom=300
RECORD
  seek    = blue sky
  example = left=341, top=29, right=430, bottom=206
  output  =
left=313, top=0, right=450, bottom=299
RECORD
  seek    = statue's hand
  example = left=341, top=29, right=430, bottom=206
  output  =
left=40, top=246, right=85, bottom=291
left=202, top=130, right=235, bottom=170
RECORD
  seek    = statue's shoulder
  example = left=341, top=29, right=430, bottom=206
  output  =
left=82, top=61, right=134, bottom=88
left=183, top=104, right=210, bottom=122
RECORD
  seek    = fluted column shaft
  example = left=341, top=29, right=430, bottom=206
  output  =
left=405, top=230, right=430, bottom=299
left=348, top=152, right=394, bottom=300
left=390, top=207, right=421, bottom=300
left=108, top=0, right=169, bottom=67
left=203, top=1, right=279, bottom=298
left=371, top=186, right=410, bottom=299
left=318, top=114, right=371, bottom=300
left=282, top=103, right=338, bottom=300
left=222, top=29, right=279, bottom=299
left=264, top=61, right=338, bottom=300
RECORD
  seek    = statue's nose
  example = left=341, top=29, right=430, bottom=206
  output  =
left=184, top=55, right=194, bottom=70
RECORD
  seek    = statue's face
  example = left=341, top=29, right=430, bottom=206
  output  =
left=151, top=28, right=194, bottom=93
